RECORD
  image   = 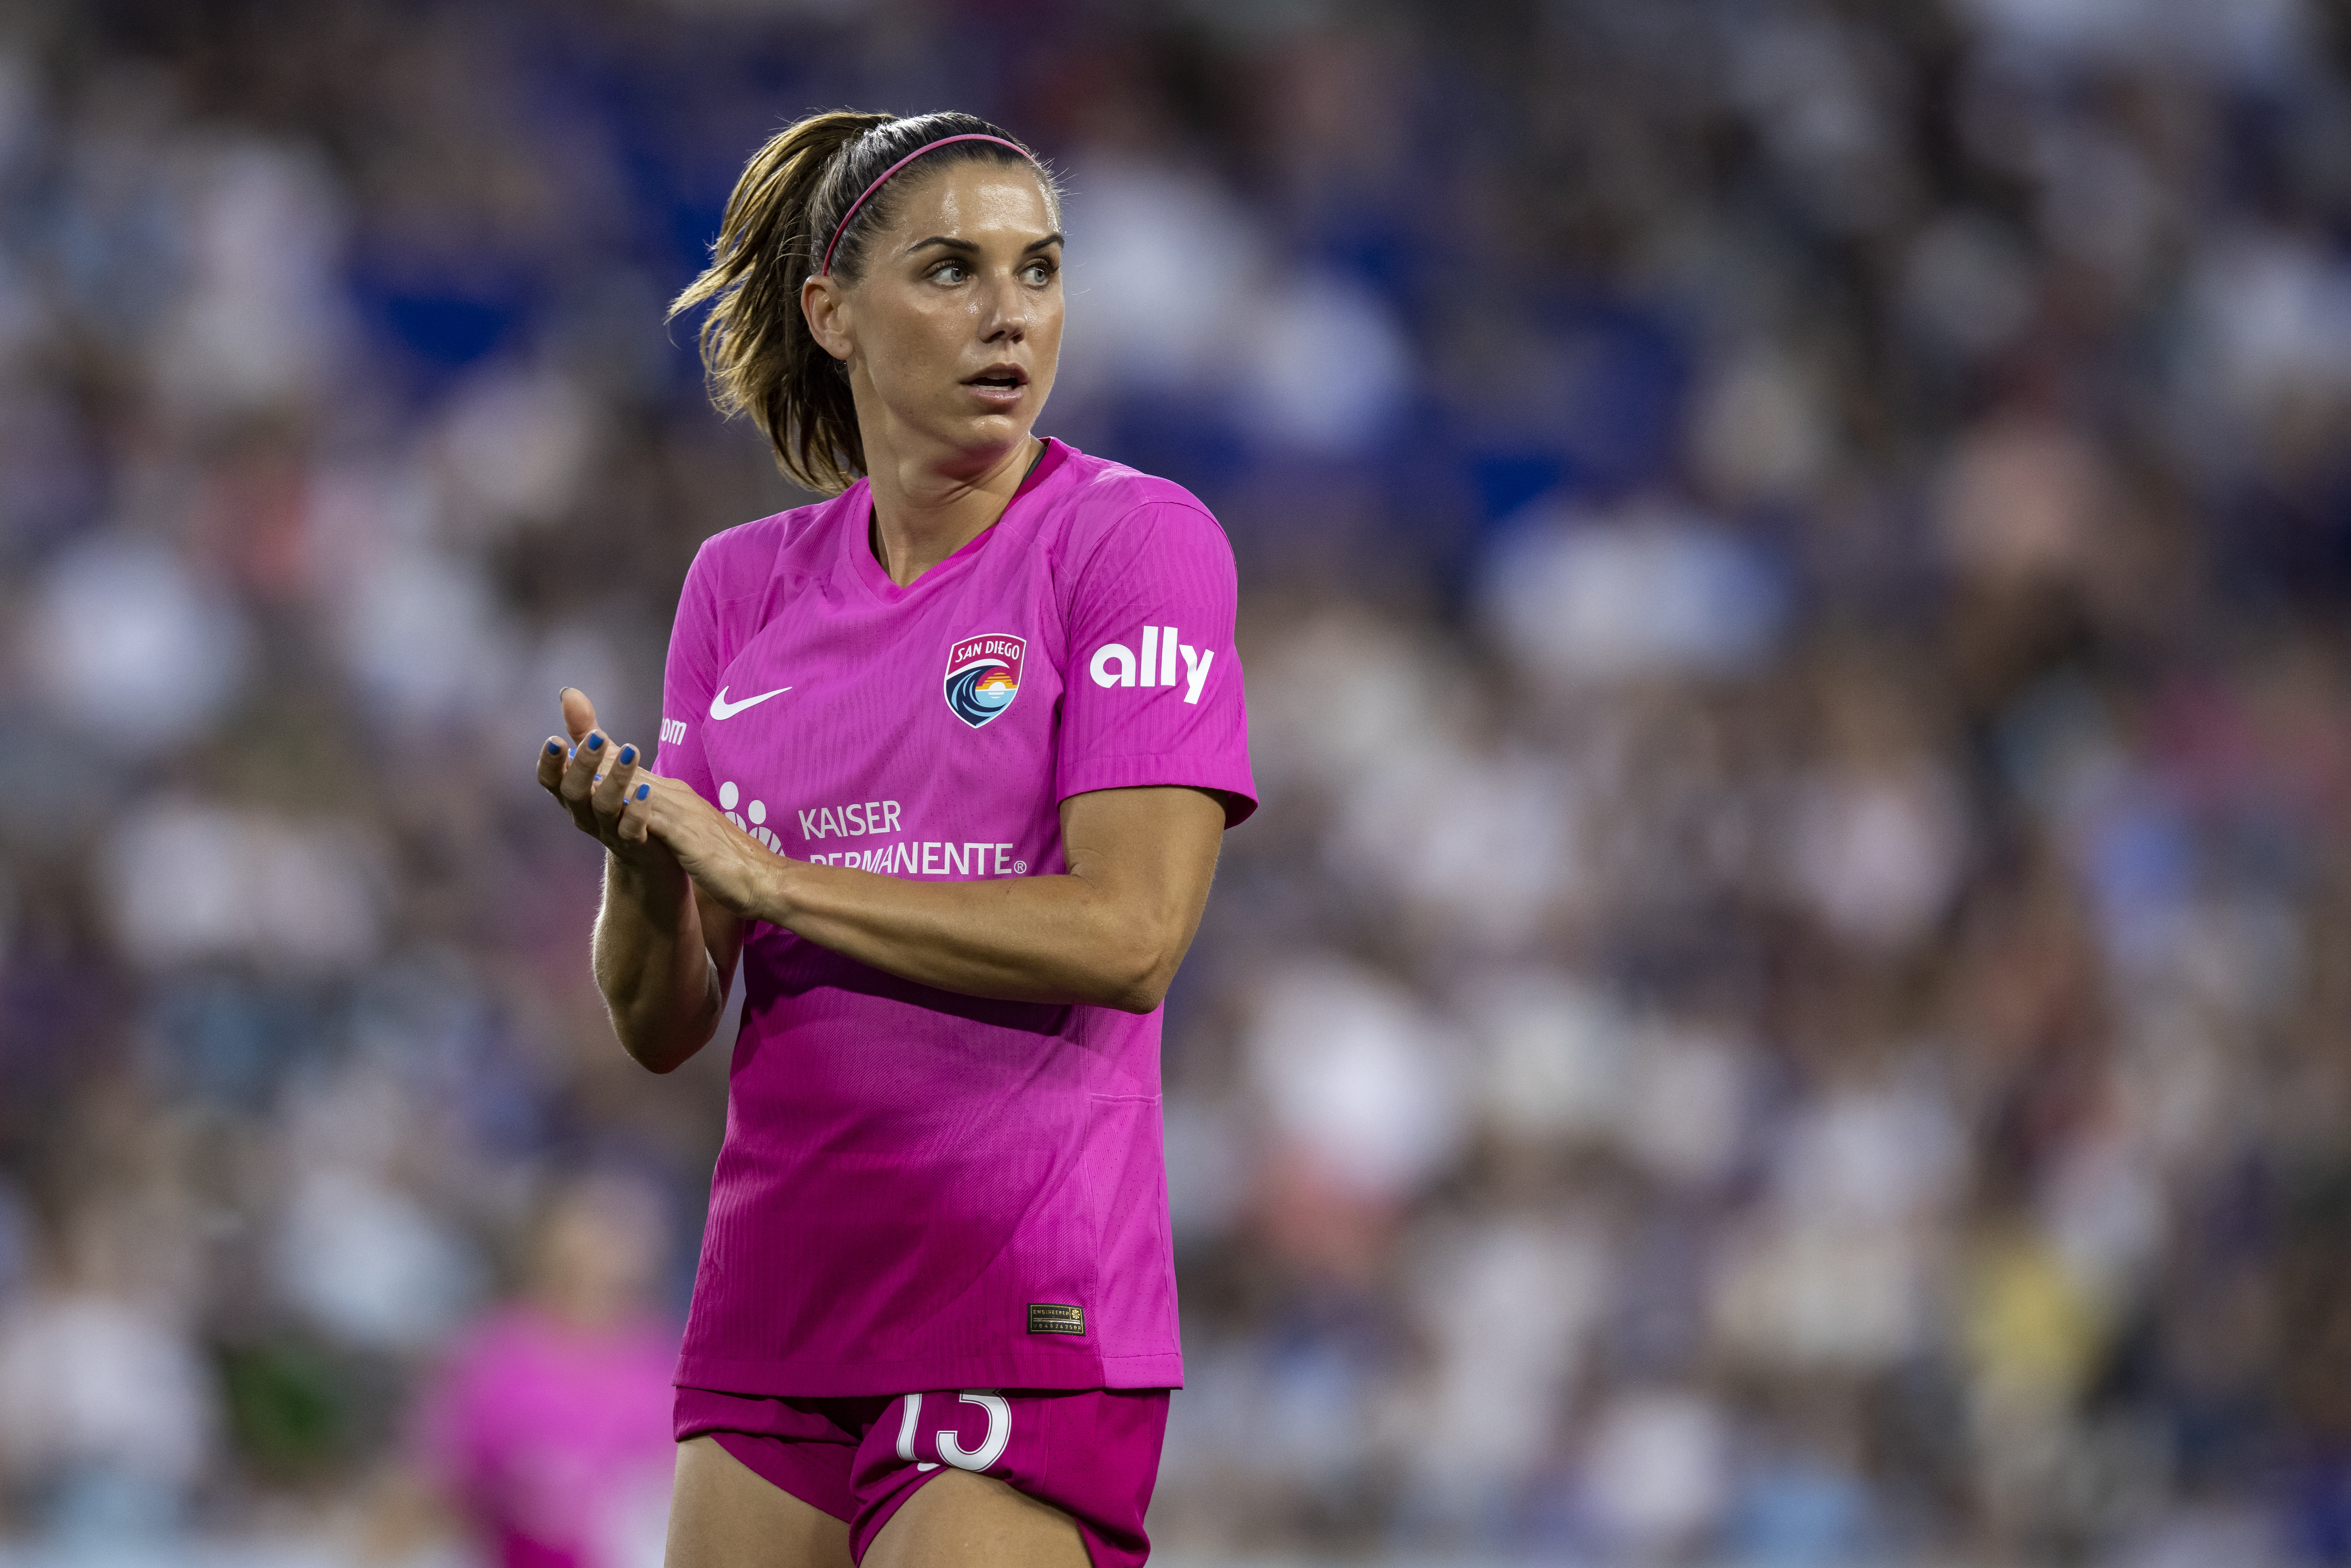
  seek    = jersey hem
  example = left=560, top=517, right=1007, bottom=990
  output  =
left=674, top=1350, right=1185, bottom=1398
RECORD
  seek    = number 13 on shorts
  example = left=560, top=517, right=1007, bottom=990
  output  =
left=896, top=1391, right=1011, bottom=1474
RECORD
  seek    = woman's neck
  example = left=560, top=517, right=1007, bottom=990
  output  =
left=864, top=434, right=1042, bottom=588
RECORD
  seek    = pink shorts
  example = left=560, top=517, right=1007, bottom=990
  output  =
left=674, top=1384, right=1169, bottom=1566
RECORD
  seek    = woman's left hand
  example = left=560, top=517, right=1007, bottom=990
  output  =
left=632, top=774, right=786, bottom=919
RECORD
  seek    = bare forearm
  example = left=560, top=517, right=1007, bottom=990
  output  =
left=591, top=857, right=724, bottom=1070
left=631, top=782, right=1225, bottom=1015
left=752, top=861, right=1191, bottom=1013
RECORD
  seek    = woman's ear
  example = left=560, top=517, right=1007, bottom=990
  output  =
left=801, top=275, right=853, bottom=363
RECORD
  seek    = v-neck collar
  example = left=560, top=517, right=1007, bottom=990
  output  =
left=846, top=439, right=1069, bottom=606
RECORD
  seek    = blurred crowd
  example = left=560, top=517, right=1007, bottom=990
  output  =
left=5, top=0, right=2351, bottom=1564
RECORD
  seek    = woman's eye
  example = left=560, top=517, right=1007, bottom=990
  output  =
left=1023, top=262, right=1055, bottom=285
left=933, top=262, right=969, bottom=283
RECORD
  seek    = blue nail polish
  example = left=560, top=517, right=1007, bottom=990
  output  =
left=619, top=745, right=636, bottom=764
left=635, top=783, right=650, bottom=800
left=546, top=740, right=561, bottom=754
left=586, top=733, right=604, bottom=751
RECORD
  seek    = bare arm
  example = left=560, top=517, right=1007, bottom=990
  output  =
left=621, top=769, right=1227, bottom=1015
left=538, top=691, right=744, bottom=1072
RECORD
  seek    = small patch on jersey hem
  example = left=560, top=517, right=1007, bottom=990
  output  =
left=1027, top=1303, right=1085, bottom=1336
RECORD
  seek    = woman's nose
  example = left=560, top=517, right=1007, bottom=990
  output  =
left=979, top=276, right=1028, bottom=340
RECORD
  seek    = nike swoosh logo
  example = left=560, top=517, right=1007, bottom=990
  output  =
left=708, top=685, right=791, bottom=720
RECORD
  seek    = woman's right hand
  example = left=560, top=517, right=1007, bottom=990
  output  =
left=536, top=687, right=675, bottom=876
left=542, top=687, right=739, bottom=1073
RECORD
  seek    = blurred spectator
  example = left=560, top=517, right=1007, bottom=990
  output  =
left=22, top=532, right=256, bottom=755
left=384, top=1170, right=678, bottom=1568
left=0, top=1197, right=216, bottom=1547
left=1480, top=499, right=1787, bottom=689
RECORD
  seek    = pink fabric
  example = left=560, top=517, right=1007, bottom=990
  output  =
left=675, top=1384, right=1170, bottom=1568
left=821, top=133, right=1035, bottom=273
left=414, top=1306, right=681, bottom=1568
left=650, top=438, right=1254, bottom=1397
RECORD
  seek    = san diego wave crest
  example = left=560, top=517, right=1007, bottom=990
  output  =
left=943, top=633, right=1025, bottom=729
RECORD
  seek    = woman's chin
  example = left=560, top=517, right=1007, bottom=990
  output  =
left=936, top=405, right=1034, bottom=450
left=881, top=393, right=1044, bottom=464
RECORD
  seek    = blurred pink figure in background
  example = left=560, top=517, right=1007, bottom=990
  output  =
left=408, top=1171, right=679, bottom=1568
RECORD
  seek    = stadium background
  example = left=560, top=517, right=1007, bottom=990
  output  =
left=4, top=0, right=2351, bottom=1563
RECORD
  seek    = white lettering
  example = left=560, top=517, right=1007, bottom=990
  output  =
left=1089, top=635, right=1219, bottom=703
left=795, top=836, right=1027, bottom=877
left=799, top=800, right=902, bottom=841
left=660, top=717, right=688, bottom=745
left=1090, top=643, right=1137, bottom=687
left=1179, top=644, right=1215, bottom=704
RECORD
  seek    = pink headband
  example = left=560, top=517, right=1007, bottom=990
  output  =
left=821, top=133, right=1038, bottom=275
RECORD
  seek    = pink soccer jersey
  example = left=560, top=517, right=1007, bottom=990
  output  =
left=651, top=438, right=1255, bottom=1398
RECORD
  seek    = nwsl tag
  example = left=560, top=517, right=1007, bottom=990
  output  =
left=1026, top=1303, right=1085, bottom=1335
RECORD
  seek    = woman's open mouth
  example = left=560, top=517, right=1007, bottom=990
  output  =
left=963, top=366, right=1029, bottom=404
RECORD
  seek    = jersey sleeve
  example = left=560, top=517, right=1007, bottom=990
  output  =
left=649, top=539, right=725, bottom=802
left=1058, top=501, right=1258, bottom=825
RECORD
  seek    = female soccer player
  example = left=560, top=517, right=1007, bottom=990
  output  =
left=534, top=109, right=1255, bottom=1568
